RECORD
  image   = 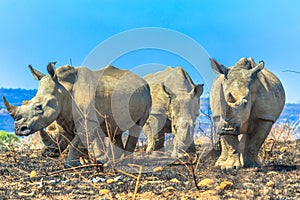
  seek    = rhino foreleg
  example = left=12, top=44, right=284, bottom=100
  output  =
left=215, top=136, right=228, bottom=166
left=171, top=125, right=196, bottom=158
left=240, top=120, right=273, bottom=167
left=64, top=135, right=88, bottom=168
left=124, top=125, right=142, bottom=157
left=144, top=114, right=166, bottom=154
left=215, top=135, right=242, bottom=170
left=40, top=126, right=74, bottom=158
left=107, top=134, right=124, bottom=162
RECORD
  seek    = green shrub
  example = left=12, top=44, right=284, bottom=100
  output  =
left=0, top=130, right=20, bottom=150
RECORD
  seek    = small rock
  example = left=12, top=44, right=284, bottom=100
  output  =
left=152, top=166, right=163, bottom=173
left=170, top=178, right=180, bottom=183
left=246, top=189, right=255, bottom=197
left=215, top=181, right=233, bottom=190
left=90, top=177, right=105, bottom=183
left=106, top=178, right=114, bottom=184
left=197, top=178, right=214, bottom=188
left=117, top=181, right=124, bottom=185
left=29, top=153, right=38, bottom=159
left=164, top=186, right=175, bottom=191
left=99, top=189, right=110, bottom=195
left=243, top=182, right=254, bottom=189
left=280, top=147, right=287, bottom=152
left=18, top=191, right=35, bottom=197
left=48, top=179, right=56, bottom=185
left=267, top=171, right=278, bottom=175
left=114, top=175, right=122, bottom=182
left=266, top=181, right=275, bottom=187
left=30, top=170, right=38, bottom=179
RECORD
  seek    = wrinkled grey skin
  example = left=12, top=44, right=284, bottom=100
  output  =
left=3, top=63, right=151, bottom=168
left=21, top=98, right=70, bottom=157
left=143, top=67, right=203, bottom=158
left=210, top=57, right=285, bottom=169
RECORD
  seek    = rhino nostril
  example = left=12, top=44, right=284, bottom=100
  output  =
left=19, top=125, right=28, bottom=132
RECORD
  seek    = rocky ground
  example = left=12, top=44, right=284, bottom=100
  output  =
left=0, top=139, right=299, bottom=200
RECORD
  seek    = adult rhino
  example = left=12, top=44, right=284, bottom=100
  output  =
left=3, top=63, right=151, bottom=168
left=143, top=67, right=203, bottom=158
left=210, top=57, right=285, bottom=169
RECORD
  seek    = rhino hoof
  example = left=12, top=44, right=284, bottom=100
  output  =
left=64, top=160, right=82, bottom=169
left=42, top=148, right=60, bottom=158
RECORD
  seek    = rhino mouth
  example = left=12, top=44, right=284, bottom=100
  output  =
left=15, top=125, right=32, bottom=136
left=220, top=126, right=240, bottom=135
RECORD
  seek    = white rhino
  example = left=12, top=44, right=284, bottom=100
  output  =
left=210, top=57, right=285, bottom=169
left=143, top=67, right=203, bottom=158
left=3, top=63, right=151, bottom=168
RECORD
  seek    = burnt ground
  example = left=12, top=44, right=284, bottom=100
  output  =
left=0, top=139, right=299, bottom=200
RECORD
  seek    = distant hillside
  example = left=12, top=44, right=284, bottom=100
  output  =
left=0, top=88, right=299, bottom=133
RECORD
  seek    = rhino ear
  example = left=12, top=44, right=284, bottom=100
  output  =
left=28, top=65, right=46, bottom=80
left=193, top=84, right=204, bottom=97
left=210, top=58, right=229, bottom=76
left=250, top=60, right=264, bottom=75
left=162, top=83, right=176, bottom=99
left=47, top=62, right=57, bottom=79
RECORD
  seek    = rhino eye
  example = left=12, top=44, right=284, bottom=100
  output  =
left=213, top=116, right=220, bottom=122
left=34, top=104, right=43, bottom=113
left=227, top=92, right=236, bottom=103
left=35, top=104, right=42, bottom=109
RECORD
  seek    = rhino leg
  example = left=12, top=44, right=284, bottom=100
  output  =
left=215, top=137, right=228, bottom=166
left=144, top=114, right=166, bottom=154
left=40, top=123, right=74, bottom=158
left=64, top=135, right=88, bottom=168
left=124, top=124, right=142, bottom=157
left=215, top=135, right=242, bottom=170
left=40, top=129, right=61, bottom=157
left=171, top=126, right=196, bottom=158
left=240, top=120, right=273, bottom=167
left=106, top=134, right=124, bottom=162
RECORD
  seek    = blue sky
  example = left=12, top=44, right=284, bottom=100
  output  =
left=0, top=0, right=299, bottom=102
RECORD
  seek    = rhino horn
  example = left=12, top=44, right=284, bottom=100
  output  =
left=250, top=60, right=264, bottom=74
left=219, top=84, right=229, bottom=113
left=2, top=96, right=18, bottom=118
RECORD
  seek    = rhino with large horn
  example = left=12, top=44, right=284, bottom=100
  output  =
left=3, top=63, right=151, bottom=168
left=3, top=96, right=18, bottom=118
left=210, top=57, right=285, bottom=169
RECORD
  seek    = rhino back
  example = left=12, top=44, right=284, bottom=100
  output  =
left=72, top=66, right=150, bottom=132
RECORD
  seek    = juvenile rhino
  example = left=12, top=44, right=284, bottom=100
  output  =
left=39, top=121, right=71, bottom=157
left=210, top=57, right=285, bottom=169
left=143, top=67, right=203, bottom=158
left=4, top=63, right=151, bottom=168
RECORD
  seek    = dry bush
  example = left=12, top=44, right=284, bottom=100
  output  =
left=260, top=118, right=300, bottom=163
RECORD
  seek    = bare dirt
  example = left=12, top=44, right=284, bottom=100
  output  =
left=0, top=139, right=299, bottom=200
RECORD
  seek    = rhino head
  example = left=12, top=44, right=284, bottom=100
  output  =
left=162, top=82, right=203, bottom=149
left=210, top=57, right=264, bottom=135
left=3, top=63, right=66, bottom=136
